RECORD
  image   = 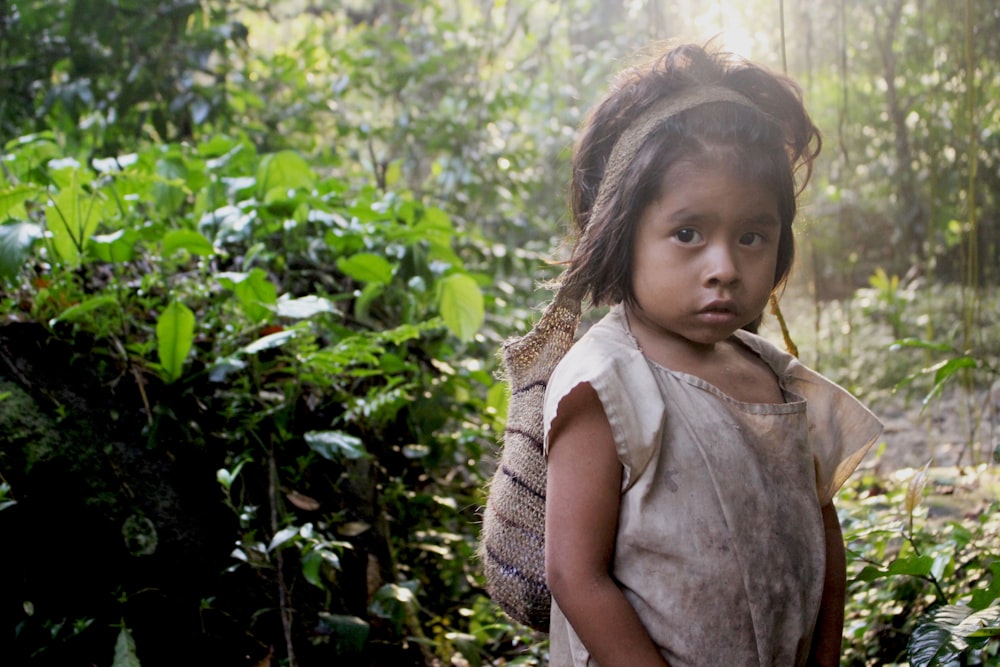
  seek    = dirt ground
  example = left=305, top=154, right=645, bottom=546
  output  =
left=869, top=383, right=999, bottom=474
left=862, top=383, right=1000, bottom=522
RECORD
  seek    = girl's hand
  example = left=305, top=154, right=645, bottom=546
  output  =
left=546, top=383, right=670, bottom=667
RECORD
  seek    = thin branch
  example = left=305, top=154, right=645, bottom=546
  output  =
left=269, top=442, right=297, bottom=667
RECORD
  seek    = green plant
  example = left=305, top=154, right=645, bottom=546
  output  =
left=840, top=465, right=1000, bottom=665
left=1, top=125, right=524, bottom=664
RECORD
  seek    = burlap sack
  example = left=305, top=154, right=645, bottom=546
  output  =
left=479, top=287, right=581, bottom=631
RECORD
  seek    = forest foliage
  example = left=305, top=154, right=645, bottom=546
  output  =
left=1, top=0, right=998, bottom=665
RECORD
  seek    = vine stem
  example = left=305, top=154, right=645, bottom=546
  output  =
left=269, top=440, right=298, bottom=667
left=903, top=517, right=949, bottom=603
left=769, top=294, right=799, bottom=358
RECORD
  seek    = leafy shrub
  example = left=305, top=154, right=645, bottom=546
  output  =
left=839, top=464, right=1000, bottom=666
left=0, top=129, right=547, bottom=664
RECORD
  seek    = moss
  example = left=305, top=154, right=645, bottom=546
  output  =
left=0, top=379, right=62, bottom=473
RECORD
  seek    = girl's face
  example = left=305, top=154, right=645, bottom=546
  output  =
left=629, top=158, right=780, bottom=348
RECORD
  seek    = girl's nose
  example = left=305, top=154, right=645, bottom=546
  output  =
left=704, top=244, right=739, bottom=286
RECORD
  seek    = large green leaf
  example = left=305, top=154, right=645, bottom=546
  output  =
left=908, top=604, right=1000, bottom=667
left=0, top=221, right=42, bottom=280
left=161, top=229, right=215, bottom=258
left=323, top=613, right=369, bottom=658
left=437, top=273, right=483, bottom=342
left=89, top=229, right=138, bottom=263
left=217, top=269, right=277, bottom=322
left=337, top=252, right=394, bottom=284
left=112, top=625, right=141, bottom=667
left=51, top=295, right=120, bottom=324
left=153, top=155, right=188, bottom=215
left=853, top=553, right=936, bottom=583
left=302, top=548, right=342, bottom=589
left=971, top=562, right=1000, bottom=610
left=234, top=269, right=277, bottom=322
left=257, top=150, right=315, bottom=202
left=0, top=183, right=41, bottom=219
left=156, top=301, right=195, bottom=383
left=887, top=554, right=936, bottom=577
left=46, top=168, right=107, bottom=267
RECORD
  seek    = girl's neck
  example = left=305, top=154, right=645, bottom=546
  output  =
left=621, top=304, right=784, bottom=404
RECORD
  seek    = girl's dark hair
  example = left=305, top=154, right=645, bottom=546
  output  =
left=561, top=43, right=822, bottom=317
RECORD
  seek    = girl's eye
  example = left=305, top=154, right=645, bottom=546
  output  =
left=740, top=232, right=766, bottom=247
left=673, top=228, right=701, bottom=244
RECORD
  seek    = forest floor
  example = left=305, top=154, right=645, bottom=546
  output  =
left=840, top=383, right=1000, bottom=522
left=859, top=383, right=1000, bottom=520
left=873, top=383, right=998, bottom=473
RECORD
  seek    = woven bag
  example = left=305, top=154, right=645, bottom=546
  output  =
left=479, top=286, right=581, bottom=631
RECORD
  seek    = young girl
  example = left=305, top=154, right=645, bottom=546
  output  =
left=543, top=44, right=883, bottom=667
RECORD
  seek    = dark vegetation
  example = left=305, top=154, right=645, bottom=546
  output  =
left=0, top=1, right=998, bottom=665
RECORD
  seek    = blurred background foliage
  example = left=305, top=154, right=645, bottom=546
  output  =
left=0, top=0, right=997, bottom=665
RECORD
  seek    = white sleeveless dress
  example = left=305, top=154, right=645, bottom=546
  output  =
left=543, top=306, right=882, bottom=667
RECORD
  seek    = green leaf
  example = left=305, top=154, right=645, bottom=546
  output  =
left=908, top=616, right=964, bottom=667
left=908, top=604, right=1000, bottom=666
left=887, top=555, right=935, bottom=577
left=242, top=328, right=297, bottom=354
left=0, top=183, right=41, bottom=219
left=437, top=273, right=484, bottom=342
left=112, top=625, right=141, bottom=667
left=301, top=548, right=324, bottom=587
left=301, top=549, right=341, bottom=589
left=0, top=221, right=42, bottom=280
left=322, top=614, right=369, bottom=658
left=161, top=229, right=215, bottom=258
left=917, top=355, right=978, bottom=407
left=930, top=356, right=976, bottom=387
left=89, top=229, right=138, bottom=263
left=370, top=583, right=414, bottom=634
left=257, top=150, right=315, bottom=202
left=216, top=458, right=248, bottom=491
left=889, top=338, right=955, bottom=354
left=353, top=282, right=384, bottom=323
left=46, top=169, right=106, bottom=267
left=854, top=564, right=889, bottom=583
left=233, top=268, right=277, bottom=322
left=853, top=554, right=936, bottom=583
left=50, top=295, right=120, bottom=325
left=276, top=294, right=337, bottom=319
left=970, top=562, right=1000, bottom=610
left=337, top=252, right=394, bottom=284
left=218, top=269, right=277, bottom=322
left=267, top=525, right=300, bottom=552
left=154, top=155, right=187, bottom=215
left=156, top=301, right=195, bottom=383
left=487, top=381, right=509, bottom=426
left=304, top=431, right=368, bottom=461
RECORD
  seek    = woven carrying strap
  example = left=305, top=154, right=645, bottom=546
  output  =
left=591, top=85, right=753, bottom=219
left=480, top=287, right=581, bottom=630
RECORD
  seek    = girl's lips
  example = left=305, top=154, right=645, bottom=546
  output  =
left=699, top=300, right=736, bottom=314
left=695, top=301, right=741, bottom=325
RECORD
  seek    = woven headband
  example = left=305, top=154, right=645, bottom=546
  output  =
left=590, top=85, right=757, bottom=223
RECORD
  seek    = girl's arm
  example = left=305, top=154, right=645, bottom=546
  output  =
left=545, top=383, right=669, bottom=667
left=808, top=501, right=847, bottom=667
